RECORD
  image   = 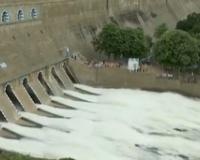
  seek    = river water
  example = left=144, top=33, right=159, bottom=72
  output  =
left=0, top=85, right=200, bottom=160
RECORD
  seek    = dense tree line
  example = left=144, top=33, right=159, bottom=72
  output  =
left=153, top=13, right=200, bottom=71
left=92, top=12, right=200, bottom=72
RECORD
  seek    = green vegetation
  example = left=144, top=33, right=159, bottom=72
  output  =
left=94, top=14, right=200, bottom=72
left=93, top=19, right=200, bottom=72
left=152, top=12, right=200, bottom=72
left=154, top=23, right=168, bottom=39
left=175, top=12, right=200, bottom=71
left=153, top=30, right=200, bottom=70
left=0, top=151, right=75, bottom=160
left=93, top=24, right=148, bottom=58
left=176, top=12, right=200, bottom=39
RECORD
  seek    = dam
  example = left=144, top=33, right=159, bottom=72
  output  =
left=0, top=0, right=199, bottom=159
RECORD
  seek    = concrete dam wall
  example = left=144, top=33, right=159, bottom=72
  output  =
left=0, top=0, right=199, bottom=127
left=0, top=0, right=141, bottom=125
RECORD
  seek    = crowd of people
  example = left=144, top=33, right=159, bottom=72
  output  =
left=86, top=60, right=150, bottom=73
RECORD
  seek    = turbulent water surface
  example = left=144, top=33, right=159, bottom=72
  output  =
left=0, top=84, right=200, bottom=160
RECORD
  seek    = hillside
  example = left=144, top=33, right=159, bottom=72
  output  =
left=113, top=0, right=200, bottom=34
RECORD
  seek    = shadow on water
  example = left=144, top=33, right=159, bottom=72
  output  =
left=135, top=144, right=190, bottom=160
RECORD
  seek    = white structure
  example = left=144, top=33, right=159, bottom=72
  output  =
left=0, top=62, right=7, bottom=69
left=128, top=58, right=140, bottom=72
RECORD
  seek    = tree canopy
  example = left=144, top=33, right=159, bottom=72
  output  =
left=153, top=30, right=200, bottom=70
left=93, top=24, right=148, bottom=58
left=176, top=12, right=200, bottom=39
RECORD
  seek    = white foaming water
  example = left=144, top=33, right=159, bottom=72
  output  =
left=74, top=84, right=103, bottom=95
left=36, top=104, right=96, bottom=119
left=63, top=90, right=98, bottom=102
left=0, top=86, right=200, bottom=160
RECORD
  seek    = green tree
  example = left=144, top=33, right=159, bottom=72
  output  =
left=154, top=23, right=168, bottom=39
left=176, top=12, right=200, bottom=39
left=93, top=24, right=147, bottom=58
left=119, top=27, right=147, bottom=58
left=92, top=24, right=121, bottom=58
left=176, top=12, right=200, bottom=32
left=153, top=30, right=200, bottom=70
left=176, top=12, right=200, bottom=71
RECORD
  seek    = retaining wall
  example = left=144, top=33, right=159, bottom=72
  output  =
left=69, top=60, right=200, bottom=98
